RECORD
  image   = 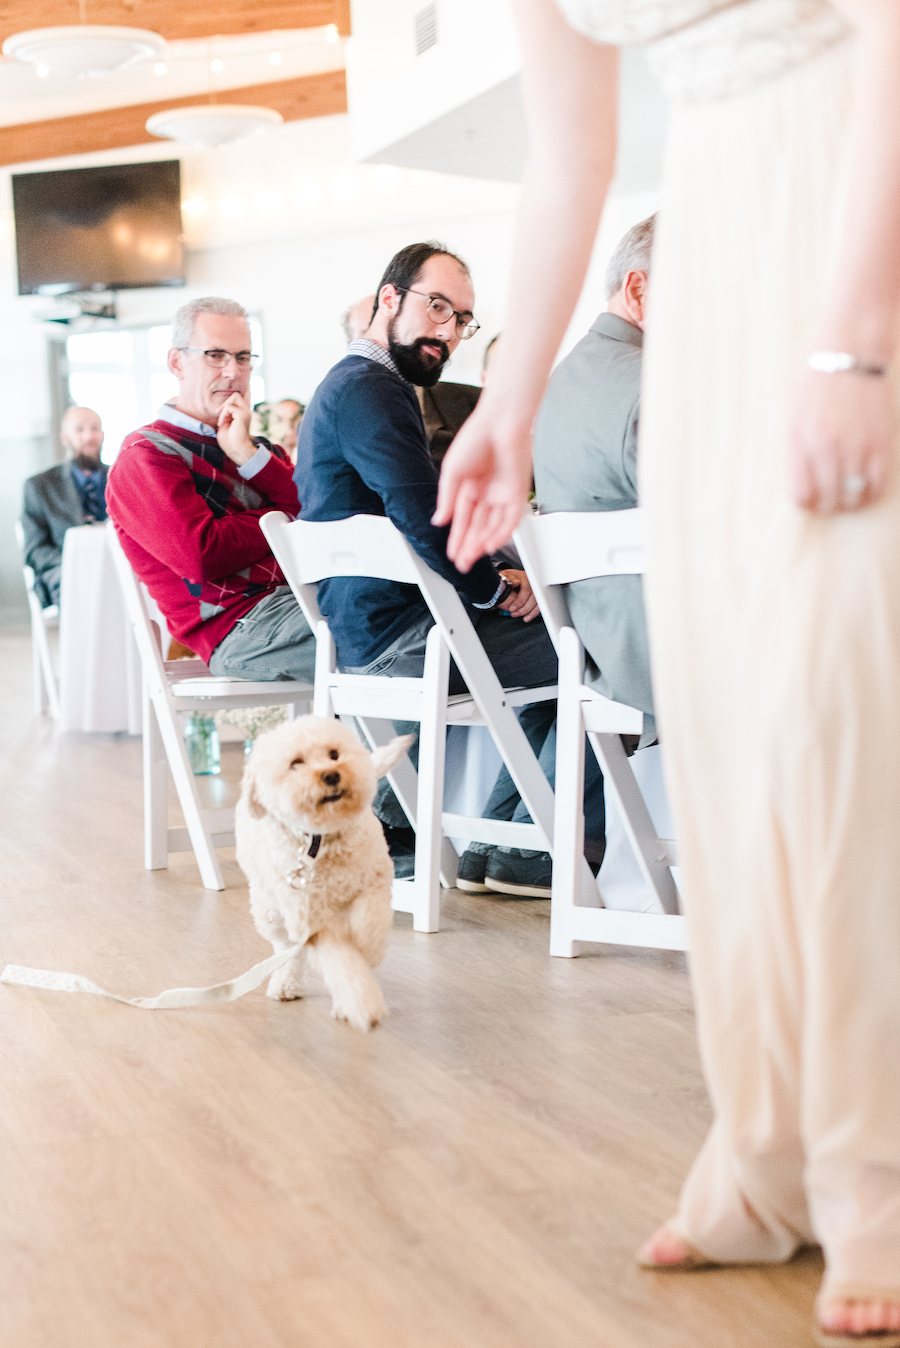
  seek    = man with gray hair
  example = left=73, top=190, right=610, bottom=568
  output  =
left=106, top=296, right=315, bottom=683
left=532, top=213, right=657, bottom=749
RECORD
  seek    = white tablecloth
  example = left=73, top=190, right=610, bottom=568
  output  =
left=444, top=726, right=674, bottom=914
left=58, top=525, right=143, bottom=734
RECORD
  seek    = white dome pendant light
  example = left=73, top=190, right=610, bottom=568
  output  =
left=3, top=20, right=164, bottom=78
left=146, top=104, right=283, bottom=149
left=145, top=44, right=282, bottom=149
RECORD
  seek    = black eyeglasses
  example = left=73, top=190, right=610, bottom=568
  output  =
left=180, top=347, right=258, bottom=368
left=395, top=288, right=480, bottom=340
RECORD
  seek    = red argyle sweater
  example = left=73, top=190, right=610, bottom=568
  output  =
left=107, top=418, right=300, bottom=662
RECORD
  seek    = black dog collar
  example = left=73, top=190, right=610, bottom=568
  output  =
left=285, top=830, right=338, bottom=889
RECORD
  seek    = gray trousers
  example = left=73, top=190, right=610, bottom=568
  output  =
left=344, top=605, right=606, bottom=847
left=208, top=587, right=316, bottom=684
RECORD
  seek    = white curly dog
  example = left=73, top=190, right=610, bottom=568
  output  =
left=235, top=715, right=412, bottom=1032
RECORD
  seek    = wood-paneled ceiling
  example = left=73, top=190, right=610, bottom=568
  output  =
left=0, top=0, right=350, bottom=46
left=0, top=0, right=350, bottom=166
left=0, top=71, right=346, bottom=165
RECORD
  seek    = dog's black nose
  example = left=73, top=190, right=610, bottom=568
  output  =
left=322, top=771, right=340, bottom=787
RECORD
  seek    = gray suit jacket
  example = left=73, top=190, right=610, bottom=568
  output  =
left=532, top=311, right=655, bottom=747
left=21, top=461, right=106, bottom=607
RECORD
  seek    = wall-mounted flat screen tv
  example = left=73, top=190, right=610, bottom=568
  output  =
left=12, top=159, right=185, bottom=296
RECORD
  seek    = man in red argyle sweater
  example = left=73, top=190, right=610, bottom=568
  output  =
left=107, top=297, right=315, bottom=682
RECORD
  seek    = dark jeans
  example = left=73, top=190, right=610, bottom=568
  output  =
left=209, top=587, right=316, bottom=684
left=344, top=605, right=605, bottom=848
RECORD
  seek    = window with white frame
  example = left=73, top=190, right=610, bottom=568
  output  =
left=66, top=318, right=265, bottom=464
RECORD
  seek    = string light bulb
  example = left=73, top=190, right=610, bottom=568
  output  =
left=324, top=23, right=339, bottom=42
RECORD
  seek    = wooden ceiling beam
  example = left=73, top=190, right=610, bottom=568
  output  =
left=0, top=0, right=350, bottom=45
left=0, top=68, right=346, bottom=167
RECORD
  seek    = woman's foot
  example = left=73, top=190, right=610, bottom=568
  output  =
left=816, top=1295, right=900, bottom=1346
left=636, top=1224, right=716, bottom=1270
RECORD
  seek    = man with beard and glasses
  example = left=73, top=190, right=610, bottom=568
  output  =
left=342, top=289, right=481, bottom=471
left=295, top=241, right=607, bottom=897
left=21, top=406, right=108, bottom=608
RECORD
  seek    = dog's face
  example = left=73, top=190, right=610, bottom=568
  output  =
left=241, top=716, right=410, bottom=833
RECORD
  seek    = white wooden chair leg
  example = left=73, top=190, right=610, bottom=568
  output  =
left=587, top=731, right=680, bottom=916
left=353, top=716, right=419, bottom=826
left=43, top=660, right=59, bottom=723
left=32, top=622, right=46, bottom=716
left=313, top=621, right=336, bottom=718
left=29, top=594, right=59, bottom=720
left=354, top=714, right=459, bottom=890
left=440, top=836, right=458, bottom=888
left=419, top=587, right=556, bottom=854
left=409, top=626, right=448, bottom=932
left=153, top=694, right=225, bottom=891
left=550, top=628, right=588, bottom=957
left=40, top=626, right=59, bottom=721
left=144, top=685, right=169, bottom=870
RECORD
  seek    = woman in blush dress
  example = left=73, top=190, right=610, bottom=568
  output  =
left=434, top=1, right=900, bottom=1342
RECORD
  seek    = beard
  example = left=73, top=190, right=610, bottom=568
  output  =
left=72, top=451, right=103, bottom=472
left=387, top=325, right=449, bottom=387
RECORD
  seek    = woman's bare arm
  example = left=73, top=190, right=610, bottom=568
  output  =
left=433, top=0, right=618, bottom=570
left=791, top=0, right=900, bottom=512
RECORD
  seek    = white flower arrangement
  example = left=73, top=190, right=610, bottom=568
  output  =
left=215, top=704, right=287, bottom=740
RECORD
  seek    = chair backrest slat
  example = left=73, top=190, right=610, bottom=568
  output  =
left=520, top=509, right=644, bottom=585
left=261, top=512, right=424, bottom=632
left=514, top=508, right=645, bottom=654
left=262, top=513, right=420, bottom=585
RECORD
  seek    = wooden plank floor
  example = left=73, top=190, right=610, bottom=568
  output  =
left=0, top=630, right=823, bottom=1347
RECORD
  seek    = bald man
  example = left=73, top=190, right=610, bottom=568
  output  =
left=341, top=294, right=376, bottom=344
left=21, top=406, right=107, bottom=607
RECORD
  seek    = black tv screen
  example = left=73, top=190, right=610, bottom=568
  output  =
left=12, top=159, right=185, bottom=296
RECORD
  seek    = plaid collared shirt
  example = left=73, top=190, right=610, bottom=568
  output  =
left=347, top=338, right=407, bottom=381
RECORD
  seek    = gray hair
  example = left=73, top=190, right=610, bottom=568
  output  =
left=171, top=296, right=248, bottom=350
left=604, top=214, right=656, bottom=299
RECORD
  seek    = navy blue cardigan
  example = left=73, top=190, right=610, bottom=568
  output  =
left=293, top=355, right=501, bottom=667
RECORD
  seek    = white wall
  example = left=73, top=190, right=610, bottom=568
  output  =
left=347, top=0, right=521, bottom=163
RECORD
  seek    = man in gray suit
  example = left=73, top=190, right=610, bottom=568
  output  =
left=21, top=406, right=107, bottom=608
left=532, top=214, right=657, bottom=749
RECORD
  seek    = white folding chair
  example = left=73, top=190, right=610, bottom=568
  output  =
left=260, top=511, right=560, bottom=933
left=14, top=521, right=60, bottom=721
left=514, top=509, right=686, bottom=957
left=108, top=523, right=313, bottom=891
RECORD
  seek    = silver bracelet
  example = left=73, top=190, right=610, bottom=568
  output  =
left=808, top=351, right=888, bottom=377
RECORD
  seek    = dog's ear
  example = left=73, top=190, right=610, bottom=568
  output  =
left=370, top=734, right=415, bottom=779
left=240, top=763, right=268, bottom=820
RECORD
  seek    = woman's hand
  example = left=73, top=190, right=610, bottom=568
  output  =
left=789, top=371, right=894, bottom=512
left=433, top=405, right=533, bottom=572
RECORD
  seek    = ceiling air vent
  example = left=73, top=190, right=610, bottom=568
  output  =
left=414, top=4, right=437, bottom=55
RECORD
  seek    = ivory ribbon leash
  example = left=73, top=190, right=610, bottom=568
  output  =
left=0, top=944, right=302, bottom=1010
